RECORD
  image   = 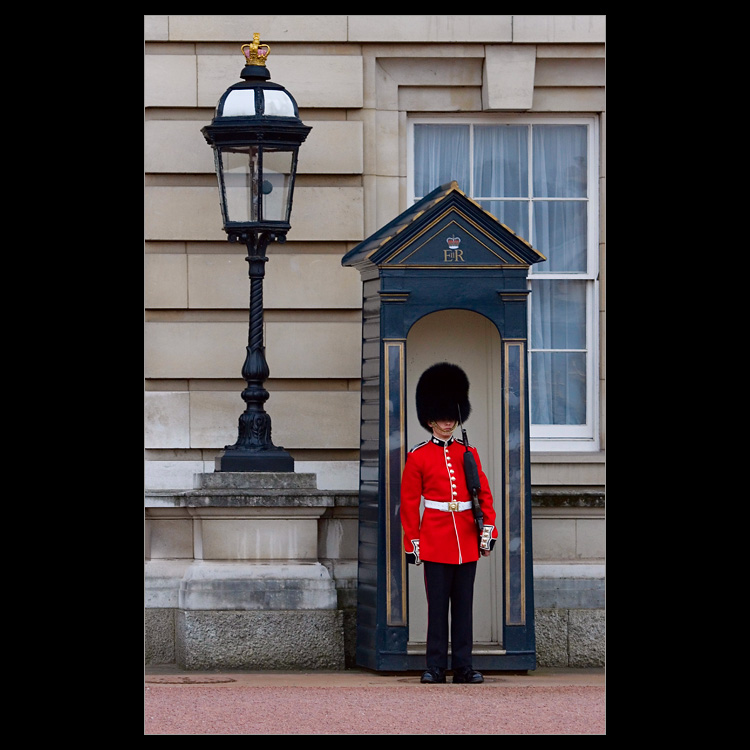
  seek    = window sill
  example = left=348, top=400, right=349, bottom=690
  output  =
left=531, top=451, right=605, bottom=464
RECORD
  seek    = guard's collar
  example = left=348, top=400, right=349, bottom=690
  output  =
left=430, top=435, right=455, bottom=447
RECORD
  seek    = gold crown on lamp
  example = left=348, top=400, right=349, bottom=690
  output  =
left=241, top=33, right=271, bottom=66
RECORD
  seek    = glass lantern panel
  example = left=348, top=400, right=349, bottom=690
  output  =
left=220, top=89, right=256, bottom=117
left=220, top=146, right=261, bottom=223
left=263, top=90, right=295, bottom=117
left=261, top=149, right=294, bottom=222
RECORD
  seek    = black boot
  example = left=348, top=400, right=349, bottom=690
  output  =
left=420, top=667, right=446, bottom=684
left=452, top=667, right=484, bottom=684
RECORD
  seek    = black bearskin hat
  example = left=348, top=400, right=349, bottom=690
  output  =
left=415, top=362, right=471, bottom=432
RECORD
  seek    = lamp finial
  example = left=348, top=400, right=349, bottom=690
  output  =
left=241, top=34, right=270, bottom=67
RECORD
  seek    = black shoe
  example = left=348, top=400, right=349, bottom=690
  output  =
left=452, top=667, right=484, bottom=684
left=420, top=667, right=446, bottom=684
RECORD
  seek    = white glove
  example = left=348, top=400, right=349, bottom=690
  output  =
left=480, top=525, right=495, bottom=552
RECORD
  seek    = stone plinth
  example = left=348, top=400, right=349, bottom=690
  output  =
left=145, top=472, right=356, bottom=670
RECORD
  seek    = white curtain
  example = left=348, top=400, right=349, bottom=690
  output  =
left=533, top=125, right=587, bottom=198
left=473, top=125, right=529, bottom=237
left=530, top=281, right=586, bottom=425
left=532, top=202, right=587, bottom=273
left=414, top=124, right=470, bottom=196
left=473, top=125, right=528, bottom=197
left=529, top=126, right=588, bottom=425
left=413, top=122, right=590, bottom=426
left=532, top=125, right=587, bottom=273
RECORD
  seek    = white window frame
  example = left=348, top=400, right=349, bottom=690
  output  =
left=407, top=114, right=600, bottom=452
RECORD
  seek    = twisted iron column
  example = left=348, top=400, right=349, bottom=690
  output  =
left=216, top=231, right=294, bottom=471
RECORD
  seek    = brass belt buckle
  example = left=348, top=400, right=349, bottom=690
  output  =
left=448, top=501, right=459, bottom=511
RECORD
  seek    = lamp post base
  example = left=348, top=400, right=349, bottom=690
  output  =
left=216, top=448, right=295, bottom=473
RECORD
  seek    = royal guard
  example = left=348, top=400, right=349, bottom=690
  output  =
left=400, top=362, right=498, bottom=684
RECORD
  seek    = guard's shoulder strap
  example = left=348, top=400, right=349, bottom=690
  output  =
left=409, top=440, right=429, bottom=453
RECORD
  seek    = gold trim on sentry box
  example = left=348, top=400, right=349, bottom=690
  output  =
left=384, top=339, right=407, bottom=626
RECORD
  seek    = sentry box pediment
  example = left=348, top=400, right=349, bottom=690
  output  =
left=342, top=181, right=545, bottom=273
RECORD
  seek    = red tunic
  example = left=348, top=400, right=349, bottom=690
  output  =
left=400, top=435, right=498, bottom=565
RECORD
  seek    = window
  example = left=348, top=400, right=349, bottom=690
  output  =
left=410, top=117, right=599, bottom=449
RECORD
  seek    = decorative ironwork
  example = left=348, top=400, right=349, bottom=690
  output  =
left=220, top=231, right=291, bottom=467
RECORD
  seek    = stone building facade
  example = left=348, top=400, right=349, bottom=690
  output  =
left=145, top=15, right=605, bottom=669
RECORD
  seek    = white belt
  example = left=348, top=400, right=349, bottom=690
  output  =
left=424, top=499, right=472, bottom=512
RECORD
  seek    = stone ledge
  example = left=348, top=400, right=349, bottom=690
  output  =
left=534, top=577, right=605, bottom=609
left=195, top=471, right=319, bottom=489
left=532, top=489, right=604, bottom=508
left=146, top=489, right=360, bottom=508
left=178, top=561, right=338, bottom=611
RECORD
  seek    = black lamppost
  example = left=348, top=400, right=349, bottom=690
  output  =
left=202, top=34, right=311, bottom=472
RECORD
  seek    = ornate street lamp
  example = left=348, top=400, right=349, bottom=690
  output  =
left=202, top=34, right=312, bottom=472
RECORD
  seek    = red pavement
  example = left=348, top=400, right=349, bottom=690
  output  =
left=144, top=667, right=605, bottom=735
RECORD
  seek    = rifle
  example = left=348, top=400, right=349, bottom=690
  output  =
left=458, top=406, right=484, bottom=554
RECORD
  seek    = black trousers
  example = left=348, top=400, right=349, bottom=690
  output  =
left=423, top=560, right=477, bottom=671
